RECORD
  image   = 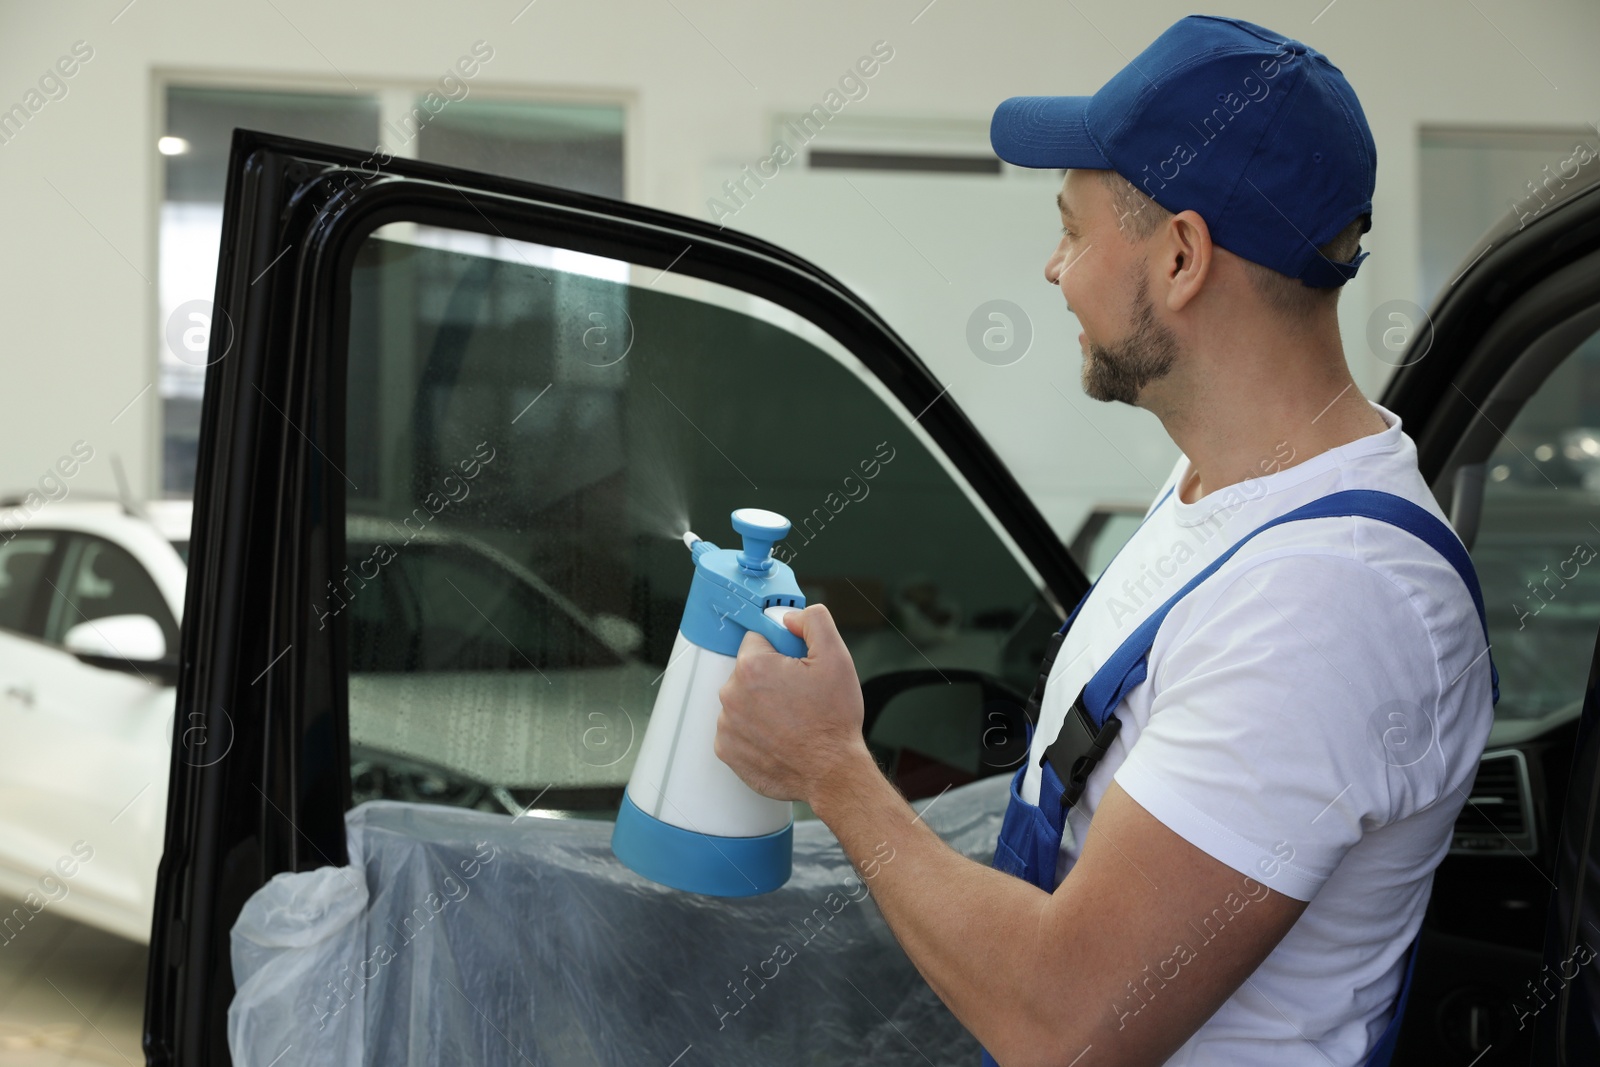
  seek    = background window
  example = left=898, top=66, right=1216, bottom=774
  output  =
left=414, top=99, right=624, bottom=198
left=161, top=88, right=381, bottom=496
left=158, top=86, right=625, bottom=496
left=1419, top=125, right=1600, bottom=299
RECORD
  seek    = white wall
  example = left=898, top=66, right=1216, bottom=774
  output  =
left=2, top=0, right=1597, bottom=540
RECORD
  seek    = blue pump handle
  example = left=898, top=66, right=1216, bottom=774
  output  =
left=678, top=508, right=810, bottom=658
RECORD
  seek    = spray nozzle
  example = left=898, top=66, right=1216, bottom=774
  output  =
left=730, top=507, right=791, bottom=576
left=685, top=530, right=718, bottom=564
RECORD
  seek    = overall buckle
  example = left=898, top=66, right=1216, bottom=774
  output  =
left=1020, top=630, right=1066, bottom=728
left=1043, top=690, right=1121, bottom=812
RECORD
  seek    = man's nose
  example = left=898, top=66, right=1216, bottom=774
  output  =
left=1045, top=247, right=1063, bottom=286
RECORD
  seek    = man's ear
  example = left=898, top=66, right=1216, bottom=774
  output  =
left=1161, top=209, right=1213, bottom=313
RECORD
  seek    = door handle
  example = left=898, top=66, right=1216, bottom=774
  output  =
left=5, top=685, right=34, bottom=708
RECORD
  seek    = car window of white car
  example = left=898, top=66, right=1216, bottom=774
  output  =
left=346, top=538, right=621, bottom=672
left=340, top=224, right=1060, bottom=819
left=0, top=533, right=58, bottom=636
left=1471, top=326, right=1600, bottom=726
left=42, top=535, right=179, bottom=656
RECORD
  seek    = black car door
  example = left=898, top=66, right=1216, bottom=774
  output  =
left=1380, top=169, right=1600, bottom=1063
left=143, top=130, right=1082, bottom=1065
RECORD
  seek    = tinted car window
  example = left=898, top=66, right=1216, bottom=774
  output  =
left=1472, top=326, right=1600, bottom=721
left=341, top=226, right=1059, bottom=812
left=0, top=534, right=57, bottom=635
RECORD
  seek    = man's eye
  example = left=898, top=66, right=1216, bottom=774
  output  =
left=1061, top=226, right=1077, bottom=238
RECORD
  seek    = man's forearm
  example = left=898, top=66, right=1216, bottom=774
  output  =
left=812, top=745, right=1058, bottom=1060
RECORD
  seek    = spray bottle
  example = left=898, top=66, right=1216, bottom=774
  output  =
left=611, top=507, right=807, bottom=896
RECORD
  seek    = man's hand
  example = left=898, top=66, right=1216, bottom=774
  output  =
left=715, top=603, right=874, bottom=805
left=715, top=603, right=1311, bottom=1066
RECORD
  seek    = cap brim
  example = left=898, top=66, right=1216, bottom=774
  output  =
left=989, top=96, right=1110, bottom=169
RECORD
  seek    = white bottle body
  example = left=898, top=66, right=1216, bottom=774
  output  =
left=625, top=611, right=796, bottom=838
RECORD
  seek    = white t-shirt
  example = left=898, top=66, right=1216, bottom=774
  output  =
left=1022, top=401, right=1495, bottom=1065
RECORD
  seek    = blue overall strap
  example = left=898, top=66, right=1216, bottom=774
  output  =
left=1077, top=487, right=1499, bottom=730
left=1362, top=932, right=1421, bottom=1067
left=982, top=489, right=1472, bottom=1066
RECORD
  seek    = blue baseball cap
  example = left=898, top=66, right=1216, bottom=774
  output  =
left=990, top=15, right=1374, bottom=288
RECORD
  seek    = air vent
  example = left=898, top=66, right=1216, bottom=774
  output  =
left=1451, top=749, right=1537, bottom=856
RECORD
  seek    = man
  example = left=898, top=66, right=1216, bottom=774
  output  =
left=715, top=15, right=1495, bottom=1066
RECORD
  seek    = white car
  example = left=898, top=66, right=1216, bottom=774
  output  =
left=0, top=498, right=188, bottom=944
left=0, top=497, right=656, bottom=944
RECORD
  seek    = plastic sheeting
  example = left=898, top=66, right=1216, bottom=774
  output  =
left=228, top=772, right=1010, bottom=1066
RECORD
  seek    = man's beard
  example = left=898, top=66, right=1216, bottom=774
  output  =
left=1080, top=273, right=1181, bottom=405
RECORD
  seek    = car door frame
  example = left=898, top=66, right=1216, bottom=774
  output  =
left=145, top=128, right=1088, bottom=1065
left=1379, top=168, right=1600, bottom=1061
